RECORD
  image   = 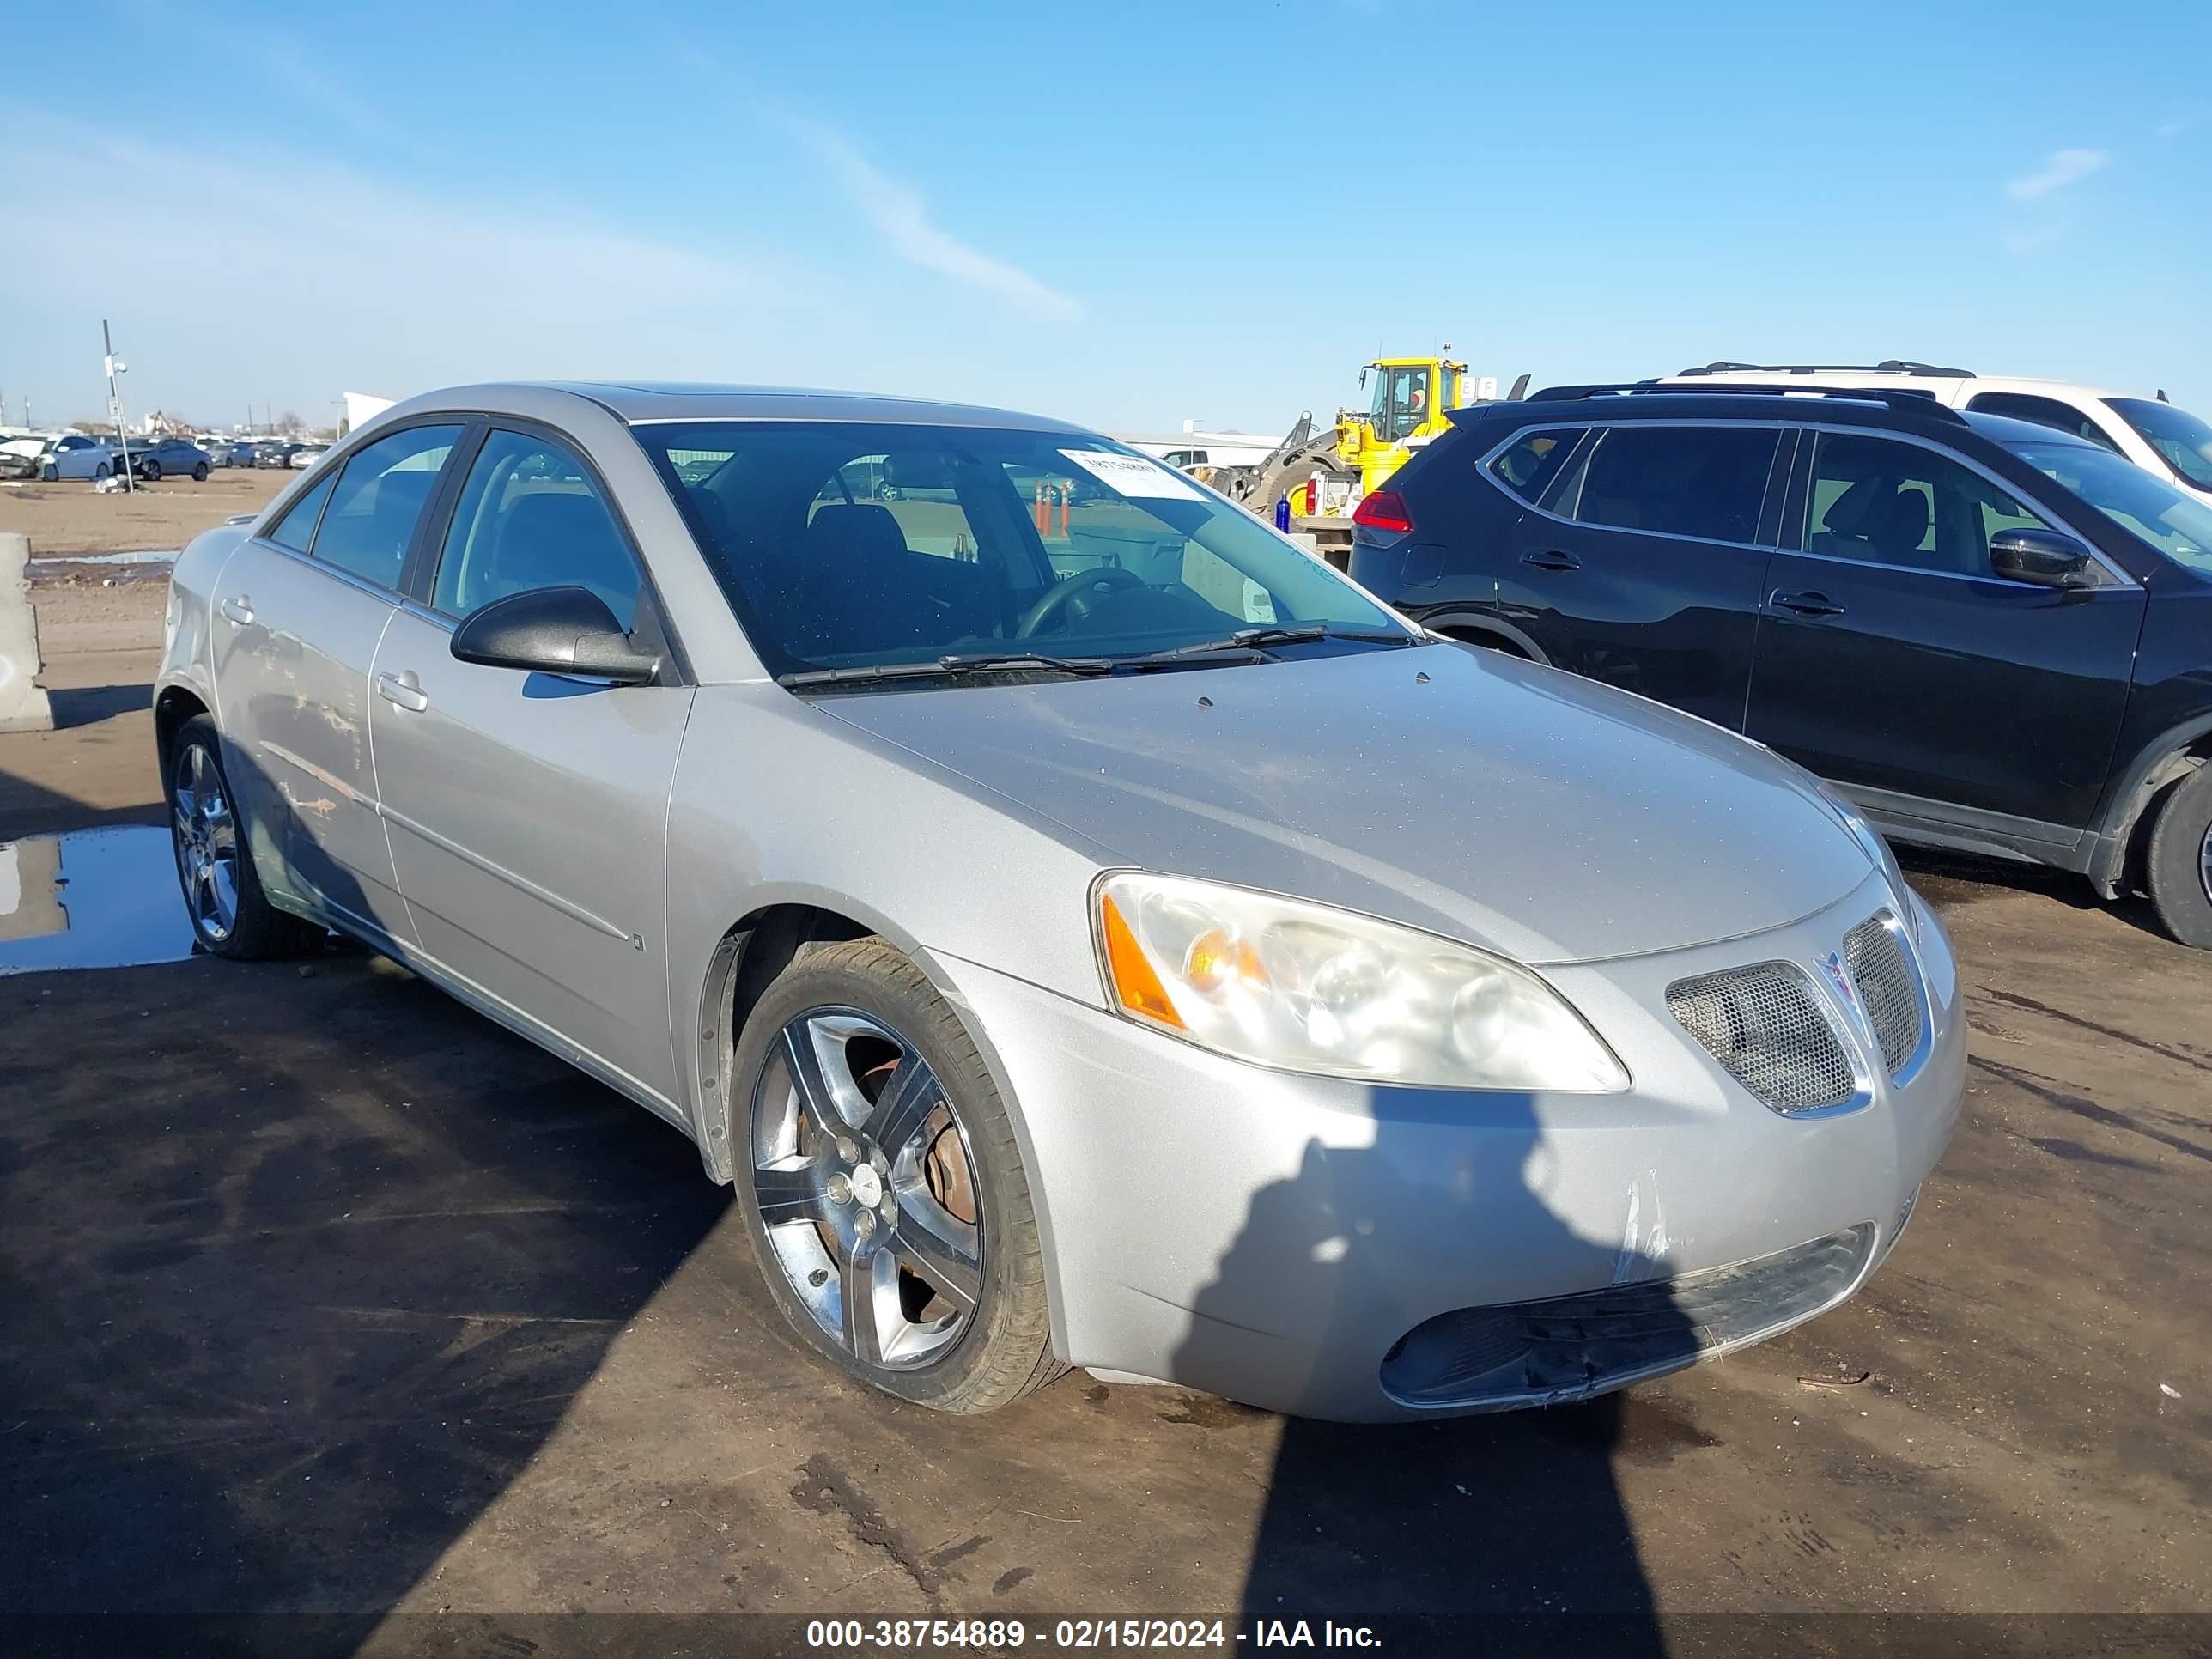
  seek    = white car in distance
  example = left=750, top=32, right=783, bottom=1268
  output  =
left=1667, top=362, right=2212, bottom=507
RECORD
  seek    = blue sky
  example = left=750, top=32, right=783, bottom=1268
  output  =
left=3, top=0, right=2207, bottom=434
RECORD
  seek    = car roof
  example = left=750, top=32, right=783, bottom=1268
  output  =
left=1460, top=389, right=1976, bottom=433
left=435, top=380, right=1092, bottom=434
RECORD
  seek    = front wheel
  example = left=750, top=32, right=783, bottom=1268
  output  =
left=730, top=937, right=1061, bottom=1413
left=40, top=463, right=57, bottom=482
left=143, top=459, right=162, bottom=481
left=167, top=715, right=319, bottom=959
left=192, top=462, right=209, bottom=481
left=2145, top=764, right=2212, bottom=949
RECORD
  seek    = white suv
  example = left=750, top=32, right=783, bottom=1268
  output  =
left=1665, top=362, right=2212, bottom=507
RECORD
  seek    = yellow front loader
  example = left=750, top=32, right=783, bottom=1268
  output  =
left=1196, top=356, right=1526, bottom=565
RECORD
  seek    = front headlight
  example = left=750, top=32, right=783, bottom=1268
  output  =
left=1092, top=871, right=1628, bottom=1091
left=1815, top=783, right=1919, bottom=939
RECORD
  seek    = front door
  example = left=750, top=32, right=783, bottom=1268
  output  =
left=1492, top=421, right=1787, bottom=729
left=207, top=423, right=463, bottom=943
left=368, top=424, right=693, bottom=1103
left=1746, top=428, right=2147, bottom=836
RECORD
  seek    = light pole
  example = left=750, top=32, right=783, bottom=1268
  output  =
left=102, top=319, right=134, bottom=494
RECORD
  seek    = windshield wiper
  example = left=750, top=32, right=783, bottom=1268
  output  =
left=1129, top=623, right=1416, bottom=665
left=778, top=652, right=1116, bottom=690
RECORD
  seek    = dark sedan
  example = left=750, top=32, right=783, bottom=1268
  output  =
left=127, top=437, right=213, bottom=482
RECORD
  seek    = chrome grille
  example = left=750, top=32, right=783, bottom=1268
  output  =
left=1667, top=963, right=1855, bottom=1112
left=1844, top=911, right=1923, bottom=1075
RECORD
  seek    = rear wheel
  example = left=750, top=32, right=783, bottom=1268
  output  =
left=731, top=937, right=1060, bottom=1413
left=167, top=715, right=319, bottom=960
left=2145, top=764, right=2212, bottom=949
left=192, top=462, right=209, bottom=481
left=92, top=463, right=110, bottom=480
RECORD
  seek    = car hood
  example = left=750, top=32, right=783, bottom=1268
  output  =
left=817, top=642, right=1875, bottom=964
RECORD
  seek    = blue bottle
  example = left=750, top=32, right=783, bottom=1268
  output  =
left=1274, top=492, right=1291, bottom=531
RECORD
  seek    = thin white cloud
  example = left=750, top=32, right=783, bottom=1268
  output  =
left=2002, top=222, right=2066, bottom=256
left=2158, top=113, right=2203, bottom=140
left=0, top=126, right=805, bottom=415
left=252, top=39, right=401, bottom=141
left=790, top=120, right=1079, bottom=320
left=2005, top=148, right=2110, bottom=201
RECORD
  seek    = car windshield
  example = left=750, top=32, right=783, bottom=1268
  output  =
left=2002, top=436, right=2212, bottom=575
left=2106, top=397, right=2212, bottom=491
left=635, top=421, right=1410, bottom=681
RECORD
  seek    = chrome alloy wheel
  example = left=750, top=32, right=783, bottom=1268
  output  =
left=170, top=742, right=240, bottom=943
left=2201, top=820, right=2212, bottom=908
left=751, top=1010, right=985, bottom=1370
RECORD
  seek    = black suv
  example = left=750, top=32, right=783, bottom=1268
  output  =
left=1349, top=385, right=2212, bottom=946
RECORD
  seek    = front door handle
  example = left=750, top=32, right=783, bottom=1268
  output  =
left=218, top=595, right=254, bottom=625
left=1770, top=589, right=1846, bottom=618
left=376, top=671, right=428, bottom=713
left=1521, top=549, right=1582, bottom=572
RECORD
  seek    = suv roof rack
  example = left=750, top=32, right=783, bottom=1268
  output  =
left=1525, top=382, right=1972, bottom=424
left=1674, top=360, right=1974, bottom=379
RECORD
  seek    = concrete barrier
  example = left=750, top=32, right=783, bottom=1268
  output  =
left=0, top=532, right=54, bottom=734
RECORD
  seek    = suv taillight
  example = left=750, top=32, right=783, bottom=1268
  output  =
left=1352, top=489, right=1414, bottom=535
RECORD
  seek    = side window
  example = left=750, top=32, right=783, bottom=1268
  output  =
left=266, top=473, right=335, bottom=553
left=1488, top=426, right=1589, bottom=507
left=433, top=429, right=640, bottom=626
left=311, top=424, right=461, bottom=590
left=1802, top=433, right=2048, bottom=577
left=1574, top=425, right=1781, bottom=544
left=1965, top=392, right=2123, bottom=453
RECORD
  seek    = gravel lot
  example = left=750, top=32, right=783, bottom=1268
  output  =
left=1, top=580, right=2205, bottom=1654
left=1, top=468, right=289, bottom=560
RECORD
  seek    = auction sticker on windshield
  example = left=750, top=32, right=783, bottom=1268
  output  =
left=1061, top=448, right=1205, bottom=501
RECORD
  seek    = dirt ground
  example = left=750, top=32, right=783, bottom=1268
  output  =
left=0, top=468, right=289, bottom=560
left=1, top=580, right=2206, bottom=1655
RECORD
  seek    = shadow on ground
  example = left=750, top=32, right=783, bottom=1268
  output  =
left=0, top=946, right=727, bottom=1654
left=1176, top=1101, right=1684, bottom=1641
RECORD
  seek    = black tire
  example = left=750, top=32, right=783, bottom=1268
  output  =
left=2145, top=764, right=2212, bottom=949
left=40, top=464, right=57, bottom=482
left=143, top=459, right=161, bottom=481
left=167, top=715, right=319, bottom=961
left=92, top=462, right=110, bottom=480
left=730, top=936, right=1062, bottom=1413
left=192, top=462, right=209, bottom=481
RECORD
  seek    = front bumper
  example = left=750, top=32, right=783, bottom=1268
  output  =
left=929, top=872, right=1963, bottom=1422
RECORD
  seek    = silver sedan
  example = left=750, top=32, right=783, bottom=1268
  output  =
left=153, top=383, right=1963, bottom=1421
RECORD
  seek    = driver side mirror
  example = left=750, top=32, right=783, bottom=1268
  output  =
left=451, top=586, right=660, bottom=684
left=1990, top=528, right=2100, bottom=590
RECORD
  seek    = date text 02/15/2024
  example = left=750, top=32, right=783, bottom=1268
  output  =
left=804, top=1619, right=1382, bottom=1649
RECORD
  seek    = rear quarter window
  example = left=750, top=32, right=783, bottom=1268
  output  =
left=1487, top=427, right=1589, bottom=507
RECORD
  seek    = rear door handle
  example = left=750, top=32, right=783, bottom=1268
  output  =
left=1770, top=589, right=1846, bottom=618
left=1521, top=549, right=1582, bottom=572
left=376, top=671, right=428, bottom=713
left=218, top=595, right=254, bottom=625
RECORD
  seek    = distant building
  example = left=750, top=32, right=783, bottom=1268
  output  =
left=343, top=392, right=396, bottom=434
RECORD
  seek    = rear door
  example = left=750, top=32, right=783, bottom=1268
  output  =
left=1745, top=428, right=2146, bottom=836
left=368, top=422, right=693, bottom=1103
left=1491, top=420, right=1788, bottom=728
left=206, top=422, right=463, bottom=943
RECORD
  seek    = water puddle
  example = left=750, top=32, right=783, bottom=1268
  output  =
left=0, top=825, right=200, bottom=975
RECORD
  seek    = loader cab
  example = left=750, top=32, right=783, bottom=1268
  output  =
left=1364, top=359, right=1464, bottom=445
